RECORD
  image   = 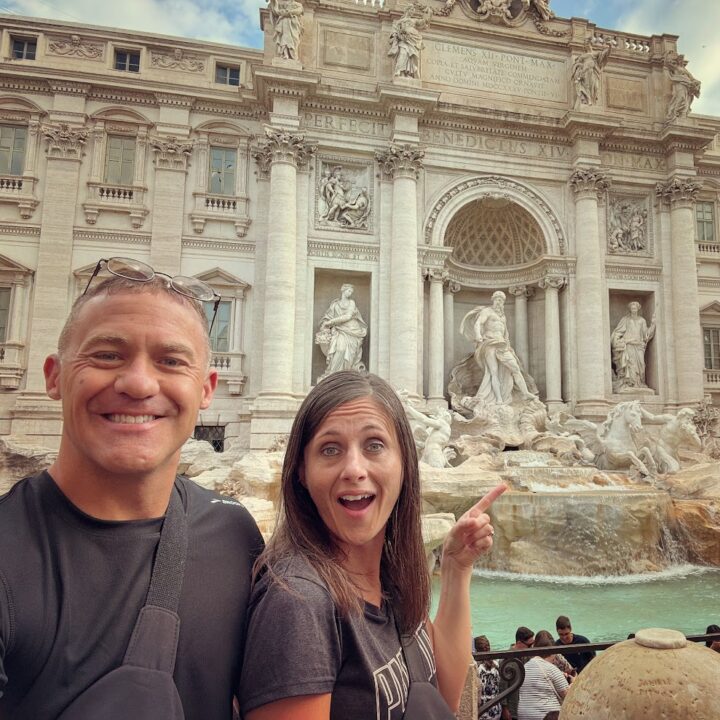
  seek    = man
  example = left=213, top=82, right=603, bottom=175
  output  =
left=0, top=259, right=263, bottom=719
left=499, top=626, right=534, bottom=720
left=555, top=615, right=595, bottom=674
left=460, top=290, right=536, bottom=406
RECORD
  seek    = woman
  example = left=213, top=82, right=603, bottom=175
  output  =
left=517, top=630, right=568, bottom=720
left=534, top=630, right=575, bottom=683
left=475, top=635, right=501, bottom=720
left=240, top=370, right=505, bottom=719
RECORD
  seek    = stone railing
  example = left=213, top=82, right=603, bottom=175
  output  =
left=697, top=242, right=720, bottom=255
left=190, top=191, right=251, bottom=237
left=210, top=350, right=246, bottom=395
left=204, top=195, right=238, bottom=212
left=0, top=175, right=24, bottom=193
left=0, top=341, right=25, bottom=389
left=591, top=31, right=651, bottom=54
left=703, top=368, right=720, bottom=386
left=83, top=182, right=147, bottom=228
left=96, top=185, right=135, bottom=202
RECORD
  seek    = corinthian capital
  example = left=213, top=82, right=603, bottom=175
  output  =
left=375, top=143, right=424, bottom=180
left=655, top=176, right=702, bottom=207
left=568, top=167, right=611, bottom=198
left=150, top=135, right=193, bottom=171
left=508, top=285, right=534, bottom=299
left=251, top=127, right=317, bottom=177
left=42, top=122, right=88, bottom=160
left=539, top=275, right=566, bottom=291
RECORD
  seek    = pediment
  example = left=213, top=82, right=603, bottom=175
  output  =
left=700, top=300, right=720, bottom=317
left=195, top=267, right=250, bottom=289
left=0, top=253, right=32, bottom=275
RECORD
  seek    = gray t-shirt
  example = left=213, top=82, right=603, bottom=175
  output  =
left=240, top=555, right=437, bottom=720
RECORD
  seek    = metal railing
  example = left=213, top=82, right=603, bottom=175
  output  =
left=473, top=632, right=720, bottom=716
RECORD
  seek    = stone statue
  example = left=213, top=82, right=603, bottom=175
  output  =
left=315, top=283, right=367, bottom=381
left=525, top=0, right=554, bottom=20
left=640, top=407, right=702, bottom=474
left=338, top=187, right=370, bottom=228
left=572, top=43, right=610, bottom=108
left=665, top=52, right=700, bottom=122
left=403, top=400, right=455, bottom=468
left=318, top=166, right=371, bottom=230
left=477, top=0, right=513, bottom=19
left=611, top=301, right=656, bottom=392
left=609, top=199, right=648, bottom=253
left=268, top=0, right=303, bottom=61
left=458, top=290, right=537, bottom=406
left=388, top=3, right=433, bottom=79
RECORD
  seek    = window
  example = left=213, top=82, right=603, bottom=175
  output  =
left=11, top=37, right=36, bottom=60
left=0, top=287, right=9, bottom=342
left=105, top=136, right=136, bottom=185
left=0, top=125, right=26, bottom=176
left=208, top=147, right=236, bottom=196
left=697, top=202, right=715, bottom=244
left=204, top=299, right=231, bottom=352
left=215, top=65, right=240, bottom=86
left=704, top=327, right=720, bottom=370
left=115, top=50, right=140, bottom=72
left=194, top=425, right=225, bottom=452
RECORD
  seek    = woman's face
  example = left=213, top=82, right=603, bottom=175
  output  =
left=300, top=396, right=403, bottom=562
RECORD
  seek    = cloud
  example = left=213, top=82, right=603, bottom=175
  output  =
left=2, top=0, right=265, bottom=48
left=618, top=0, right=720, bottom=116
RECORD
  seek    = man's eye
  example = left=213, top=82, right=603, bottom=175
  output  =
left=93, top=352, right=120, bottom=361
left=160, top=357, right=185, bottom=367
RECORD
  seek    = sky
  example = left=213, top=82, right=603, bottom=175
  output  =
left=0, top=0, right=717, bottom=115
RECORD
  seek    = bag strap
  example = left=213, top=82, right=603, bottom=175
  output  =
left=122, top=484, right=188, bottom=671
left=145, top=485, right=188, bottom=612
left=394, top=613, right=426, bottom=684
left=537, top=658, right=563, bottom=704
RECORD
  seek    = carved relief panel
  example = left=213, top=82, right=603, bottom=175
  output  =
left=315, top=157, right=373, bottom=233
left=607, top=194, right=652, bottom=256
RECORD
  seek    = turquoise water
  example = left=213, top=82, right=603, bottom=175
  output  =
left=431, top=564, right=720, bottom=651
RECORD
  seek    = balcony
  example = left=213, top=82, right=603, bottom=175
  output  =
left=190, top=191, right=251, bottom=238
left=0, top=174, right=38, bottom=218
left=704, top=368, right=720, bottom=387
left=0, top=342, right=25, bottom=389
left=210, top=350, right=246, bottom=395
left=83, top=182, right=148, bottom=228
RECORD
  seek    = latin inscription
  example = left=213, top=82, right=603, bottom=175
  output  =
left=423, top=41, right=567, bottom=103
left=419, top=128, right=569, bottom=159
left=303, top=113, right=391, bottom=137
left=600, top=151, right=666, bottom=172
left=606, top=76, right=646, bottom=112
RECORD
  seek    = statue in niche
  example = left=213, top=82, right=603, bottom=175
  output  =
left=268, top=0, right=303, bottom=61
left=315, top=284, right=367, bottom=381
left=609, top=199, right=648, bottom=253
left=318, top=166, right=371, bottom=230
left=401, top=395, right=455, bottom=468
left=454, top=290, right=538, bottom=408
left=388, top=3, right=433, bottom=79
left=665, top=52, right=700, bottom=122
left=611, top=301, right=656, bottom=392
left=572, top=43, right=610, bottom=108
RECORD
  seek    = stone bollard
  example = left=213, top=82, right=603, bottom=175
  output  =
left=560, top=627, right=720, bottom=719
left=457, top=660, right=478, bottom=720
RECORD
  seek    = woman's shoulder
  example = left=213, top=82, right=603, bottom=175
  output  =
left=254, top=553, right=333, bottom=603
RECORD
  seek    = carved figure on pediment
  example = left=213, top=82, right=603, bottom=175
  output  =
left=572, top=43, right=610, bottom=108
left=609, top=199, right=648, bottom=253
left=269, top=0, right=303, bottom=61
left=388, top=3, right=433, bottom=79
left=151, top=48, right=205, bottom=72
left=665, top=52, right=700, bottom=122
left=611, top=301, right=656, bottom=392
left=452, top=290, right=538, bottom=409
left=476, top=0, right=512, bottom=19
left=315, top=284, right=367, bottom=381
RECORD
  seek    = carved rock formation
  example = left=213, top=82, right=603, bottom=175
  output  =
left=0, top=437, right=57, bottom=494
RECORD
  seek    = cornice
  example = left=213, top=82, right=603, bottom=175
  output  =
left=182, top=236, right=256, bottom=253
left=562, top=111, right=620, bottom=142
left=421, top=116, right=569, bottom=145
left=377, top=84, right=439, bottom=116
left=193, top=99, right=260, bottom=118
left=74, top=229, right=151, bottom=245
left=303, top=99, right=388, bottom=121
left=87, top=86, right=157, bottom=106
left=605, top=262, right=662, bottom=281
left=252, top=67, right=321, bottom=109
left=0, top=223, right=41, bottom=237
left=155, top=92, right=195, bottom=108
left=446, top=255, right=574, bottom=288
left=0, top=74, right=51, bottom=94
left=659, top=124, right=715, bottom=155
left=48, top=79, right=91, bottom=95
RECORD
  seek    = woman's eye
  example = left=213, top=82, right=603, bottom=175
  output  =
left=321, top=446, right=340, bottom=457
left=366, top=441, right=385, bottom=452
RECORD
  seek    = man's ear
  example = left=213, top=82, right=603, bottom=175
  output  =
left=44, top=354, right=62, bottom=400
left=199, top=369, right=219, bottom=410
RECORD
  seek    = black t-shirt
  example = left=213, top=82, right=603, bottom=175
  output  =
left=555, top=633, right=595, bottom=672
left=0, top=471, right=264, bottom=720
left=240, top=555, right=439, bottom=720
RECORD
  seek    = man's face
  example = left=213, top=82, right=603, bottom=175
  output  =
left=557, top=628, right=573, bottom=644
left=44, top=291, right=217, bottom=484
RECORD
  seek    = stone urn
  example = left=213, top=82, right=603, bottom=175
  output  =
left=560, top=628, right=720, bottom=719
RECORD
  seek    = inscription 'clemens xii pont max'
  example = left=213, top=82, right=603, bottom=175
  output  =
left=423, top=42, right=567, bottom=103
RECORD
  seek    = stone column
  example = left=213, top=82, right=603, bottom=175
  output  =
left=569, top=167, right=611, bottom=413
left=508, top=285, right=533, bottom=370
left=253, top=128, right=316, bottom=399
left=539, top=275, right=566, bottom=408
left=443, top=279, right=460, bottom=384
left=656, top=177, right=705, bottom=404
left=376, top=143, right=424, bottom=395
left=424, top=268, right=447, bottom=402
left=149, top=136, right=193, bottom=274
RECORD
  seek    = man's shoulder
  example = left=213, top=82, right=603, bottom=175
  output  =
left=0, top=472, right=49, bottom=531
left=572, top=634, right=591, bottom=645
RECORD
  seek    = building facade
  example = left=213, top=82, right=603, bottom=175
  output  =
left=0, top=0, right=719, bottom=450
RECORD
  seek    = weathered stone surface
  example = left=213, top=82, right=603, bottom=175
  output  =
left=421, top=512, right=455, bottom=568
left=223, top=451, right=284, bottom=503
left=560, top=628, right=720, bottom=719
left=178, top=437, right=232, bottom=477
left=238, top=496, right=276, bottom=537
left=191, top=467, right=232, bottom=490
left=0, top=437, right=56, bottom=494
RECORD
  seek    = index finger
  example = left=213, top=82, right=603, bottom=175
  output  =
left=469, top=483, right=507, bottom=516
